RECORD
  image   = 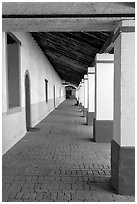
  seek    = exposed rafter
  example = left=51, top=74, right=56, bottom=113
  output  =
left=31, top=31, right=111, bottom=85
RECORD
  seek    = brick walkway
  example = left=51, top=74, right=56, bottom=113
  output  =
left=2, top=99, right=134, bottom=202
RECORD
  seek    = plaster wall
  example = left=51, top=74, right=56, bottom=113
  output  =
left=84, top=76, right=88, bottom=108
left=95, top=54, right=114, bottom=120
left=2, top=32, right=65, bottom=154
left=113, top=32, right=135, bottom=146
left=81, top=81, right=84, bottom=105
left=79, top=85, right=81, bottom=103
left=88, top=72, right=95, bottom=112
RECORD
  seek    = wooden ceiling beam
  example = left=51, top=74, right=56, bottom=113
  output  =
left=41, top=32, right=98, bottom=55
left=46, top=50, right=88, bottom=71
left=50, top=60, right=86, bottom=76
left=65, top=32, right=100, bottom=52
left=32, top=32, right=96, bottom=59
left=2, top=17, right=122, bottom=32
left=71, top=32, right=104, bottom=48
left=57, top=69, right=83, bottom=80
left=55, top=32, right=101, bottom=53
left=44, top=33, right=95, bottom=56
left=99, top=31, right=110, bottom=37
left=33, top=35, right=94, bottom=65
left=57, top=67, right=82, bottom=79
left=45, top=56, right=81, bottom=85
left=52, top=32, right=99, bottom=57
left=37, top=40, right=92, bottom=67
left=84, top=32, right=106, bottom=42
left=100, top=32, right=114, bottom=53
left=2, top=2, right=135, bottom=16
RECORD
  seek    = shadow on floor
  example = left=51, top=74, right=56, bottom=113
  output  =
left=28, top=127, right=40, bottom=131
left=78, top=137, right=95, bottom=142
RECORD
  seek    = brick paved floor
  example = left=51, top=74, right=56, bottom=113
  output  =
left=2, top=99, right=135, bottom=202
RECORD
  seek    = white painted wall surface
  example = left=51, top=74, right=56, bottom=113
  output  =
left=84, top=75, right=88, bottom=108
left=81, top=80, right=84, bottom=106
left=88, top=67, right=95, bottom=113
left=96, top=54, right=114, bottom=120
left=79, top=83, right=82, bottom=103
left=2, top=32, right=7, bottom=113
left=113, top=32, right=135, bottom=147
left=2, top=32, right=65, bottom=154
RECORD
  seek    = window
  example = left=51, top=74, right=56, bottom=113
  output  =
left=7, top=33, right=21, bottom=109
left=45, top=79, right=48, bottom=102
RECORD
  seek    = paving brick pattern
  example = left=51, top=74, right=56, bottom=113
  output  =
left=2, top=99, right=135, bottom=202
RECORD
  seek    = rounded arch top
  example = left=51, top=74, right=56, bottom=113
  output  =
left=24, top=69, right=30, bottom=78
left=65, top=84, right=77, bottom=89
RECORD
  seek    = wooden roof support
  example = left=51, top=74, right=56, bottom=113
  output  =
left=2, top=2, right=135, bottom=16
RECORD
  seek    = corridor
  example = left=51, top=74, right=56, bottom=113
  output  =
left=2, top=99, right=134, bottom=202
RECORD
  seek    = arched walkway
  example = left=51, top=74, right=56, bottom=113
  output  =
left=2, top=99, right=134, bottom=202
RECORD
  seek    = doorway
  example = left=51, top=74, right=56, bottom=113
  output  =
left=65, top=86, right=76, bottom=99
left=25, top=73, right=31, bottom=131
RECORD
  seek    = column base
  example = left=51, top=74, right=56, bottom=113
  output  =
left=111, top=139, right=135, bottom=195
left=86, top=112, right=95, bottom=126
left=83, top=108, right=88, bottom=118
left=93, top=119, right=113, bottom=143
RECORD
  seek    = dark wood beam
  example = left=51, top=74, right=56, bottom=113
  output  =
left=65, top=32, right=100, bottom=52
left=85, top=32, right=106, bottom=42
left=32, top=32, right=95, bottom=65
left=32, top=32, right=96, bottom=58
left=45, top=51, right=87, bottom=71
left=100, top=32, right=114, bottom=53
left=35, top=39, right=92, bottom=67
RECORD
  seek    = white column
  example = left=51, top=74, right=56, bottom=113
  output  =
left=79, top=82, right=82, bottom=110
left=81, top=79, right=84, bottom=112
left=94, top=53, right=114, bottom=142
left=83, top=74, right=88, bottom=117
left=87, top=67, right=95, bottom=125
left=77, top=85, right=81, bottom=105
left=84, top=75, right=88, bottom=108
left=111, top=20, right=135, bottom=195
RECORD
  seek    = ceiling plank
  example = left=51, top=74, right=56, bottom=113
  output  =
left=84, top=32, right=106, bottom=42
left=34, top=38, right=93, bottom=66
left=49, top=32, right=99, bottom=54
left=31, top=30, right=112, bottom=84
left=32, top=32, right=97, bottom=57
left=46, top=51, right=88, bottom=71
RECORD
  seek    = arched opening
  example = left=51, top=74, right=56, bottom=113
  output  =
left=65, top=85, right=76, bottom=99
left=25, top=72, right=31, bottom=131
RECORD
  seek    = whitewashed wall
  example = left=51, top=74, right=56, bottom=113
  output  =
left=2, top=32, right=65, bottom=154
